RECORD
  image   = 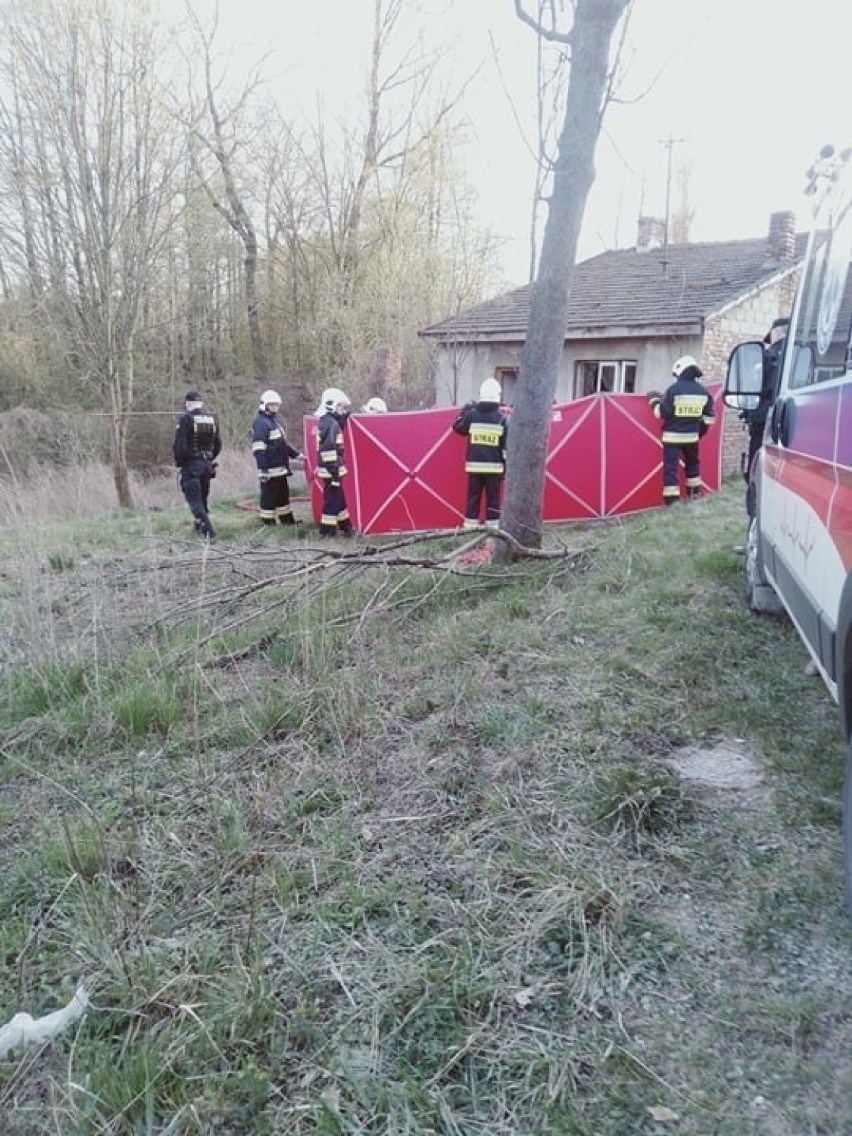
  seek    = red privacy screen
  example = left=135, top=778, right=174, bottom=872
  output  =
left=303, top=387, right=724, bottom=535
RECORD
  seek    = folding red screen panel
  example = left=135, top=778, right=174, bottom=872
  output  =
left=302, top=385, right=724, bottom=535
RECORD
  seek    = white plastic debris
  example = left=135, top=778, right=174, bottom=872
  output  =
left=0, top=985, right=89, bottom=1059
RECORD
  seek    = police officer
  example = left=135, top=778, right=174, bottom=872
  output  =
left=173, top=390, right=221, bottom=539
left=452, top=378, right=508, bottom=529
left=648, top=356, right=715, bottom=505
left=251, top=390, right=304, bottom=525
left=315, top=387, right=354, bottom=537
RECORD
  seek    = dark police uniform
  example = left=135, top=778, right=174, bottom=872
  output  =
left=173, top=392, right=221, bottom=538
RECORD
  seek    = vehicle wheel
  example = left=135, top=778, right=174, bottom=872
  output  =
left=845, top=739, right=852, bottom=913
left=744, top=515, right=784, bottom=614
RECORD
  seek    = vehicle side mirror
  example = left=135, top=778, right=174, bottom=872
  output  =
left=723, top=341, right=764, bottom=410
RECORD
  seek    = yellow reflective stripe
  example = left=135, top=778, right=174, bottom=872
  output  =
left=265, top=466, right=288, bottom=477
left=661, top=431, right=699, bottom=444
left=319, top=448, right=338, bottom=462
left=252, top=441, right=267, bottom=453
left=663, top=486, right=680, bottom=498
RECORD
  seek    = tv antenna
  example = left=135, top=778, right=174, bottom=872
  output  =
left=659, top=134, right=683, bottom=273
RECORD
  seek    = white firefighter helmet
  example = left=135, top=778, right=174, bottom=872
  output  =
left=671, top=354, right=701, bottom=378
left=316, top=386, right=351, bottom=416
left=478, top=378, right=502, bottom=403
left=260, top=389, right=282, bottom=409
left=363, top=396, right=388, bottom=414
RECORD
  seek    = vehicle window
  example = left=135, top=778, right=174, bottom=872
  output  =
left=790, top=193, right=852, bottom=388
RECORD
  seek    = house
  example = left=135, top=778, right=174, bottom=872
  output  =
left=419, top=213, right=806, bottom=474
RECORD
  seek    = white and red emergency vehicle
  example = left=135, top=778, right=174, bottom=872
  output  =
left=725, top=144, right=852, bottom=910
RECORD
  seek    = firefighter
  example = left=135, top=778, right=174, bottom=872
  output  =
left=647, top=355, right=715, bottom=505
left=452, top=377, right=508, bottom=529
left=251, top=390, right=304, bottom=525
left=173, top=389, right=222, bottom=539
left=362, top=396, right=388, bottom=414
left=315, top=387, right=354, bottom=537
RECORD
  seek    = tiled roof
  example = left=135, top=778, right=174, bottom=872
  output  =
left=420, top=233, right=808, bottom=341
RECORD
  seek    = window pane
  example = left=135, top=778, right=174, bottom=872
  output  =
left=599, top=363, right=616, bottom=392
left=574, top=361, right=598, bottom=398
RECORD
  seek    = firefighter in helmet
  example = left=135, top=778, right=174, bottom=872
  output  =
left=452, top=377, right=508, bottom=529
left=315, top=387, right=354, bottom=537
left=362, top=396, right=388, bottom=414
left=173, top=389, right=222, bottom=539
left=647, top=355, right=715, bottom=505
left=251, top=389, right=304, bottom=525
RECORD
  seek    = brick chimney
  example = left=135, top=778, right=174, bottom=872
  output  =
left=766, top=210, right=796, bottom=264
left=636, top=216, right=666, bottom=252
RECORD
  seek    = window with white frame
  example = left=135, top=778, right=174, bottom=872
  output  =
left=573, top=360, right=637, bottom=398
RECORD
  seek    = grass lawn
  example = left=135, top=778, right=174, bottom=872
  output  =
left=0, top=478, right=849, bottom=1135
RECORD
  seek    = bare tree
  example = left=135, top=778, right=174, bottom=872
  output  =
left=499, top=0, right=631, bottom=552
left=183, top=9, right=270, bottom=383
left=0, top=0, right=181, bottom=506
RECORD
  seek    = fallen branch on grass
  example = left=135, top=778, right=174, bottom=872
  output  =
left=169, top=530, right=591, bottom=663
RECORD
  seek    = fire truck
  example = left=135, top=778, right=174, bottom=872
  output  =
left=724, top=144, right=852, bottom=911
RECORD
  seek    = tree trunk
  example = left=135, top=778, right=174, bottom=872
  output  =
left=243, top=228, right=267, bottom=381
left=196, top=42, right=270, bottom=384
left=500, top=0, right=630, bottom=552
left=111, top=378, right=133, bottom=509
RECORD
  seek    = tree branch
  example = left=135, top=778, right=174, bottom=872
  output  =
left=513, top=0, right=575, bottom=45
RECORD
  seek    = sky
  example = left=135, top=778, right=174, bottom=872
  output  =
left=203, top=0, right=849, bottom=286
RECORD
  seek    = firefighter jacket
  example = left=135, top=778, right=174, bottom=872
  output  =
left=649, top=372, right=715, bottom=445
left=316, top=410, right=349, bottom=481
left=251, top=410, right=300, bottom=478
left=452, top=401, right=508, bottom=475
left=174, top=407, right=221, bottom=468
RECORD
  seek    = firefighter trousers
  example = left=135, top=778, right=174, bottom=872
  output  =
left=662, top=442, right=701, bottom=503
left=464, top=473, right=503, bottom=528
